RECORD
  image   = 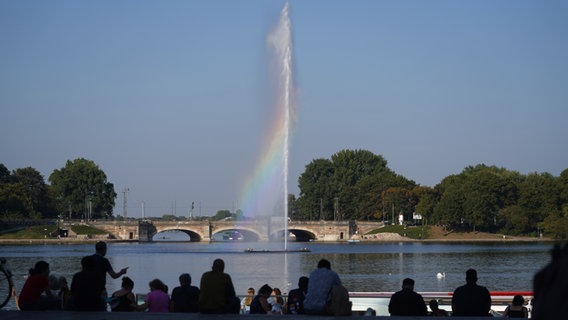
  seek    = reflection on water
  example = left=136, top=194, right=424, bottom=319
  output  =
left=0, top=241, right=553, bottom=311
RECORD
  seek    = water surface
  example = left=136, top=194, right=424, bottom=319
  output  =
left=1, top=241, right=552, bottom=311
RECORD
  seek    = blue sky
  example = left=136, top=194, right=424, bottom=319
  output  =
left=2, top=1, right=567, bottom=218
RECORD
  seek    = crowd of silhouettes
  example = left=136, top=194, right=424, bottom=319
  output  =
left=17, top=241, right=568, bottom=317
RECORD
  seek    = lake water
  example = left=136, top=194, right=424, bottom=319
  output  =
left=0, top=240, right=554, bottom=311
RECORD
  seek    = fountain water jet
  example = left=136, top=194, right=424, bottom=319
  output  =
left=238, top=3, right=296, bottom=251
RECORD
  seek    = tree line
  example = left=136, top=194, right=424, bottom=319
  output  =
left=0, top=158, right=115, bottom=220
left=3, top=151, right=568, bottom=238
left=290, top=149, right=568, bottom=239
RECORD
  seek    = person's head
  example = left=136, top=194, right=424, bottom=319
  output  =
left=29, top=260, right=49, bottom=275
left=179, top=273, right=191, bottom=285
left=81, top=255, right=95, bottom=271
left=466, top=269, right=478, bottom=284
left=247, top=287, right=255, bottom=296
left=512, top=295, right=525, bottom=306
left=429, top=299, right=440, bottom=311
left=298, top=276, right=309, bottom=291
left=48, top=274, right=61, bottom=290
left=95, top=241, right=107, bottom=256
left=272, top=288, right=282, bottom=296
left=149, top=278, right=166, bottom=292
left=317, top=259, right=331, bottom=270
left=258, top=284, right=273, bottom=297
left=122, top=276, right=134, bottom=290
left=212, top=258, right=225, bottom=272
left=402, top=278, right=415, bottom=290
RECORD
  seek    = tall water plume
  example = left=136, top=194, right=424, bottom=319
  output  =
left=238, top=3, right=296, bottom=250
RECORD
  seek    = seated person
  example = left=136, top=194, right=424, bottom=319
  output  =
left=250, top=284, right=273, bottom=314
left=110, top=277, right=136, bottom=312
left=170, top=273, right=200, bottom=312
left=19, top=261, right=61, bottom=310
left=135, top=278, right=170, bottom=312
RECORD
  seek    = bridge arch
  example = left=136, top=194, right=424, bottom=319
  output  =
left=270, top=228, right=317, bottom=242
left=152, top=228, right=203, bottom=242
left=212, top=227, right=263, bottom=242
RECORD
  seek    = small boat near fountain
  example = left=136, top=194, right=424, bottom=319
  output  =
left=244, top=247, right=311, bottom=253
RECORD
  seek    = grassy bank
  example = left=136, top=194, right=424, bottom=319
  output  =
left=0, top=224, right=106, bottom=239
left=366, top=224, right=546, bottom=241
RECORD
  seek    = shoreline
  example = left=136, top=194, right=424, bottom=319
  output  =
left=0, top=235, right=556, bottom=245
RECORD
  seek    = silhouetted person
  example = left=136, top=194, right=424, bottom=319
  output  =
left=250, top=284, right=272, bottom=314
left=429, top=299, right=448, bottom=316
left=70, top=255, right=105, bottom=311
left=19, top=261, right=61, bottom=310
left=170, top=273, right=200, bottom=312
left=388, top=278, right=427, bottom=316
left=91, top=241, right=128, bottom=310
left=452, top=269, right=491, bottom=316
left=533, top=243, right=568, bottom=319
left=198, top=258, right=239, bottom=314
left=135, top=278, right=170, bottom=312
left=303, top=259, right=341, bottom=315
left=503, top=294, right=528, bottom=318
left=286, top=276, right=308, bottom=314
left=110, top=277, right=136, bottom=312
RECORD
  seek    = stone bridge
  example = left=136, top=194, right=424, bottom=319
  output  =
left=88, top=220, right=383, bottom=242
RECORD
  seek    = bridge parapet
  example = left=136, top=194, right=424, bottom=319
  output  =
left=88, top=219, right=384, bottom=242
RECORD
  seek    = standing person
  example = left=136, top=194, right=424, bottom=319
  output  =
left=303, top=259, right=341, bottom=315
left=533, top=242, right=568, bottom=319
left=170, top=273, right=200, bottom=313
left=198, top=258, right=240, bottom=314
left=91, top=241, right=128, bottom=310
left=286, top=276, right=308, bottom=314
left=388, top=278, right=427, bottom=316
left=19, top=261, right=61, bottom=310
left=110, top=277, right=136, bottom=312
left=70, top=255, right=105, bottom=311
left=136, top=278, right=170, bottom=312
left=452, top=269, right=492, bottom=316
left=249, top=284, right=272, bottom=314
left=502, top=295, right=528, bottom=318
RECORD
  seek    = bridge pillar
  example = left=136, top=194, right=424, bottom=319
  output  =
left=138, top=221, right=156, bottom=242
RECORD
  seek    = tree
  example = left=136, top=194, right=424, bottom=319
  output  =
left=517, top=172, right=561, bottom=232
left=49, top=158, right=116, bottom=219
left=0, top=182, right=31, bottom=219
left=0, top=164, right=10, bottom=183
left=412, top=186, right=438, bottom=225
left=0, top=165, right=55, bottom=219
left=12, top=167, right=54, bottom=217
left=296, top=149, right=416, bottom=221
left=296, top=158, right=334, bottom=220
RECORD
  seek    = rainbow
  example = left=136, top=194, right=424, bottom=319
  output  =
left=238, top=3, right=295, bottom=222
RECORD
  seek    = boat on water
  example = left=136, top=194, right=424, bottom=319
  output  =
left=244, top=247, right=311, bottom=253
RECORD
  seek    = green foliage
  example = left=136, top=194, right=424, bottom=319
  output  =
left=295, top=153, right=567, bottom=238
left=70, top=225, right=107, bottom=235
left=0, top=166, right=56, bottom=219
left=295, top=149, right=415, bottom=222
left=213, top=210, right=232, bottom=221
left=49, top=158, right=117, bottom=220
left=0, top=225, right=58, bottom=239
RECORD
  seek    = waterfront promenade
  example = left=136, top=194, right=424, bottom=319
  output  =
left=0, top=311, right=503, bottom=320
